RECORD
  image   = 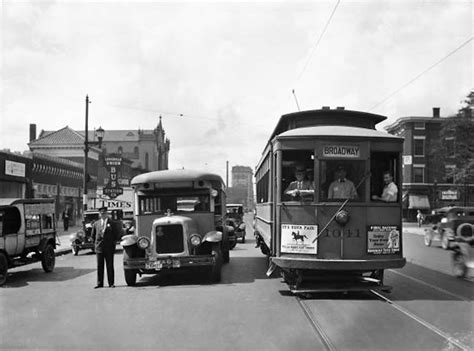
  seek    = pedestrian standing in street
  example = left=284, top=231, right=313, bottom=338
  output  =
left=92, top=207, right=120, bottom=288
left=416, top=210, right=424, bottom=227
left=62, top=208, right=70, bottom=231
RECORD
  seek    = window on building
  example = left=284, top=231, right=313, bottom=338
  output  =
left=413, top=165, right=425, bottom=183
left=414, top=138, right=425, bottom=156
left=414, top=122, right=425, bottom=130
left=445, top=165, right=455, bottom=184
left=445, top=138, right=455, bottom=158
left=118, top=146, right=123, bottom=154
left=134, top=146, right=139, bottom=158
left=145, top=153, right=149, bottom=170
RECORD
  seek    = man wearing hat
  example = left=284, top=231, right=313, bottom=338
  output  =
left=328, top=166, right=358, bottom=200
left=284, top=164, right=314, bottom=201
left=92, top=207, right=120, bottom=288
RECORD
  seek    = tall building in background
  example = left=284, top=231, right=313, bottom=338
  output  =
left=227, top=165, right=254, bottom=209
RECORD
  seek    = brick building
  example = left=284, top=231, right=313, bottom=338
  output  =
left=385, top=107, right=473, bottom=220
left=227, top=165, right=254, bottom=210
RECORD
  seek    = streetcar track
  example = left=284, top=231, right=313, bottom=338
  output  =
left=388, top=269, right=471, bottom=302
left=296, top=296, right=337, bottom=351
left=370, top=290, right=470, bottom=351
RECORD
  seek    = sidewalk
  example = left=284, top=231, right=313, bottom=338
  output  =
left=402, top=222, right=430, bottom=236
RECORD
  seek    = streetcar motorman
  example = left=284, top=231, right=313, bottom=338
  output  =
left=328, top=165, right=358, bottom=200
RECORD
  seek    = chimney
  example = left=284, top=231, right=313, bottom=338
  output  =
left=432, top=107, right=440, bottom=118
left=322, top=106, right=330, bottom=110
left=29, top=124, right=37, bottom=142
left=336, top=106, right=345, bottom=110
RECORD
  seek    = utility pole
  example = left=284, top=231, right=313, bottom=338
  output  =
left=83, top=95, right=90, bottom=212
left=226, top=161, right=229, bottom=188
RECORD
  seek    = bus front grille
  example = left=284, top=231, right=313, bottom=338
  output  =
left=156, top=224, right=184, bottom=254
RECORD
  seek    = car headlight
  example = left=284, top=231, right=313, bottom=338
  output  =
left=137, top=237, right=150, bottom=249
left=190, top=234, right=202, bottom=246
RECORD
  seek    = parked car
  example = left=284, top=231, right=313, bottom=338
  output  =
left=424, top=206, right=474, bottom=250
left=226, top=203, right=246, bottom=243
left=0, top=198, right=57, bottom=286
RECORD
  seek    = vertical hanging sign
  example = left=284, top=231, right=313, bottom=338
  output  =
left=103, top=154, right=124, bottom=199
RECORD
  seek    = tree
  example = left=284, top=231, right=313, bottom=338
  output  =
left=430, top=90, right=474, bottom=185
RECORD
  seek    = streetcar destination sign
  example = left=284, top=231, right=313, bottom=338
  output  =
left=323, top=145, right=360, bottom=158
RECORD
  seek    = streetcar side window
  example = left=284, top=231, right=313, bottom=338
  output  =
left=281, top=150, right=314, bottom=202
left=370, top=152, right=399, bottom=202
left=319, top=160, right=366, bottom=202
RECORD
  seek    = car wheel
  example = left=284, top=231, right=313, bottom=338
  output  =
left=229, top=239, right=237, bottom=250
left=72, top=244, right=80, bottom=256
left=0, top=253, right=8, bottom=286
left=441, top=235, right=450, bottom=250
left=209, top=244, right=222, bottom=283
left=41, top=243, right=55, bottom=273
left=424, top=232, right=432, bottom=246
left=242, top=235, right=246, bottom=244
left=124, top=269, right=137, bottom=286
left=452, top=252, right=467, bottom=278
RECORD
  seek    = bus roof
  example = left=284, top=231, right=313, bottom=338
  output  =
left=270, top=109, right=387, bottom=141
left=0, top=198, right=55, bottom=207
left=277, top=125, right=403, bottom=140
left=131, top=169, right=224, bottom=186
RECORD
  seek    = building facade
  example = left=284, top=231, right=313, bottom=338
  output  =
left=0, top=151, right=32, bottom=198
left=385, top=107, right=473, bottom=220
left=228, top=165, right=254, bottom=210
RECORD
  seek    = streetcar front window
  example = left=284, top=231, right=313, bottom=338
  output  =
left=319, top=160, right=366, bottom=202
left=281, top=150, right=314, bottom=202
left=370, top=152, right=400, bottom=203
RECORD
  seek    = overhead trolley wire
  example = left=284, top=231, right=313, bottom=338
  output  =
left=369, top=37, right=473, bottom=111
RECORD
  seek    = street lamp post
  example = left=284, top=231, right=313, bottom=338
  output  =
left=83, top=95, right=105, bottom=212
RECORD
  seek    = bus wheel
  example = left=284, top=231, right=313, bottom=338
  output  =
left=209, top=244, right=222, bottom=283
left=424, top=232, right=432, bottom=246
left=124, top=269, right=137, bottom=286
left=0, top=253, right=8, bottom=286
left=452, top=252, right=467, bottom=278
left=41, top=244, right=55, bottom=273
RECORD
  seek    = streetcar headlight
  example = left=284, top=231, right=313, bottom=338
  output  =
left=335, top=210, right=350, bottom=225
left=137, top=237, right=150, bottom=249
left=190, top=234, right=202, bottom=246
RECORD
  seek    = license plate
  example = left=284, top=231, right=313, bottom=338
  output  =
left=146, top=261, right=162, bottom=270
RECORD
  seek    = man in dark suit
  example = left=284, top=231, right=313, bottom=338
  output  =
left=92, top=207, right=120, bottom=288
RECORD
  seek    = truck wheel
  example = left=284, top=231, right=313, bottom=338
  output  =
left=452, top=252, right=467, bottom=278
left=229, top=239, right=237, bottom=250
left=0, top=253, right=8, bottom=286
left=424, top=232, right=432, bottom=246
left=124, top=269, right=137, bottom=286
left=441, top=235, right=450, bottom=250
left=209, top=244, right=222, bottom=283
left=41, top=244, right=55, bottom=273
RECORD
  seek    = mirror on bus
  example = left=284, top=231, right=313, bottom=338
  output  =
left=319, top=160, right=366, bottom=202
left=281, top=150, right=315, bottom=202
left=370, top=152, right=399, bottom=203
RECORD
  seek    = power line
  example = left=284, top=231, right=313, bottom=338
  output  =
left=369, top=37, right=473, bottom=111
left=294, top=0, right=341, bottom=84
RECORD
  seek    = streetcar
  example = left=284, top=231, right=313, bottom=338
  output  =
left=254, top=108, right=406, bottom=293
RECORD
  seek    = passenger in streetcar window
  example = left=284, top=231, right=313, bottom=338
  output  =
left=372, top=171, right=398, bottom=202
left=328, top=165, right=358, bottom=200
left=284, top=165, right=314, bottom=201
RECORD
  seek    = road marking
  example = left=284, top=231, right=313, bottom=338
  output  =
left=296, top=297, right=337, bottom=351
left=370, top=290, right=470, bottom=351
left=388, top=269, right=471, bottom=302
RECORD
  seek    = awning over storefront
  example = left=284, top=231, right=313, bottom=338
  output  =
left=408, top=194, right=430, bottom=209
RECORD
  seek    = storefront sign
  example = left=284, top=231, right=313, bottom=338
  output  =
left=281, top=224, right=318, bottom=254
left=323, top=145, right=360, bottom=158
left=5, top=160, right=26, bottom=177
left=403, top=155, right=412, bottom=165
left=441, top=190, right=459, bottom=200
left=367, top=225, right=400, bottom=255
left=104, top=154, right=124, bottom=199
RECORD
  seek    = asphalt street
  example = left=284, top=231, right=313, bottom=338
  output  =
left=0, top=216, right=472, bottom=350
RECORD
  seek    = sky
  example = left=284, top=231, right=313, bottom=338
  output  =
left=1, top=0, right=472, bottom=180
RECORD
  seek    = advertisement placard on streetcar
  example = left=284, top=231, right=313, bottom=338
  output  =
left=367, top=225, right=400, bottom=255
left=281, top=224, right=318, bottom=254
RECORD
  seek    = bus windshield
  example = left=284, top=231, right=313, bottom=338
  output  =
left=138, top=194, right=210, bottom=215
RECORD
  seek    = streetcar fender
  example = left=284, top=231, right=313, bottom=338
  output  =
left=203, top=231, right=222, bottom=243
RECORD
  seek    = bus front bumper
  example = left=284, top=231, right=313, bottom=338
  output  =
left=124, top=255, right=215, bottom=271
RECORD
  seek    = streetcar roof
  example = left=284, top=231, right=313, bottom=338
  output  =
left=0, top=198, right=55, bottom=207
left=270, top=109, right=387, bottom=140
left=277, top=125, right=403, bottom=140
left=131, top=169, right=224, bottom=186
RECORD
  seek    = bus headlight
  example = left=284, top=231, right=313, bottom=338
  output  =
left=190, top=234, right=202, bottom=246
left=137, top=237, right=150, bottom=249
